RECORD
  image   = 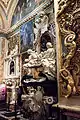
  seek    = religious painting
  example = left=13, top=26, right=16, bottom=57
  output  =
left=20, top=20, right=34, bottom=53
left=11, top=0, right=47, bottom=26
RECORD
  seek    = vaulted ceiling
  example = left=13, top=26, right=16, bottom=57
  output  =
left=0, top=0, right=19, bottom=32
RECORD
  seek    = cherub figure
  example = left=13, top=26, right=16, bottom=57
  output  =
left=60, top=68, right=76, bottom=98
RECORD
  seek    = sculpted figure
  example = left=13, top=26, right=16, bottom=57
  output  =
left=60, top=68, right=76, bottom=98
left=23, top=42, right=56, bottom=78
left=42, top=42, right=55, bottom=59
left=34, top=11, right=49, bottom=52
left=41, top=42, right=56, bottom=77
left=6, top=79, right=16, bottom=111
left=23, top=49, right=42, bottom=78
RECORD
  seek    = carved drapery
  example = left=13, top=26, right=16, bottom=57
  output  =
left=57, top=0, right=80, bottom=97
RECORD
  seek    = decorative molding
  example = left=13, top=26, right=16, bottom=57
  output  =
left=0, top=0, right=53, bottom=32
left=57, top=0, right=80, bottom=97
left=57, top=0, right=75, bottom=17
left=7, top=0, right=53, bottom=34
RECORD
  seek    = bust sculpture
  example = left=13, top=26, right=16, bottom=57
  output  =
left=34, top=11, right=49, bottom=52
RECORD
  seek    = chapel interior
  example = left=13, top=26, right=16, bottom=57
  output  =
left=0, top=0, right=80, bottom=120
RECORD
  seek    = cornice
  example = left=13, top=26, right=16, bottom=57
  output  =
left=7, top=0, right=53, bottom=34
left=0, top=0, right=53, bottom=35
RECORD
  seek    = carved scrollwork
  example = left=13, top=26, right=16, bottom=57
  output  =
left=58, top=0, right=80, bottom=98
left=57, top=0, right=75, bottom=17
left=58, top=12, right=76, bottom=97
left=63, top=34, right=76, bottom=68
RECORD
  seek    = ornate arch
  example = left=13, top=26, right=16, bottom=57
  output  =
left=0, top=0, right=19, bottom=29
left=0, top=0, right=6, bottom=10
left=7, top=0, right=19, bottom=28
left=0, top=15, right=4, bottom=29
left=0, top=7, right=6, bottom=29
left=0, top=0, right=8, bottom=29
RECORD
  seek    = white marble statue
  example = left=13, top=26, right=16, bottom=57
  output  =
left=34, top=11, right=49, bottom=52
left=41, top=42, right=56, bottom=76
left=23, top=42, right=56, bottom=77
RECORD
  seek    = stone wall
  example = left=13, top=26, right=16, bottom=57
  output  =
left=0, top=37, right=6, bottom=83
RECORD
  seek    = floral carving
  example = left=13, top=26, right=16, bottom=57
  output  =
left=58, top=0, right=80, bottom=97
left=8, top=34, right=20, bottom=56
left=58, top=9, right=77, bottom=97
